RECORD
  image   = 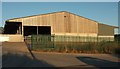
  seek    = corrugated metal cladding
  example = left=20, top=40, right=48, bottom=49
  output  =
left=98, top=23, right=115, bottom=36
left=7, top=11, right=100, bottom=35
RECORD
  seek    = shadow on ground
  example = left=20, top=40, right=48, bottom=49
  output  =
left=111, top=54, right=120, bottom=58
left=2, top=53, right=53, bottom=67
left=76, top=56, right=120, bottom=69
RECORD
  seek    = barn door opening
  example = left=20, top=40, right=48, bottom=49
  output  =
left=23, top=26, right=51, bottom=36
left=4, top=22, right=22, bottom=34
left=24, top=26, right=37, bottom=36
left=38, top=26, right=51, bottom=35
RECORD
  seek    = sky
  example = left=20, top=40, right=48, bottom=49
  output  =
left=1, top=2, right=119, bottom=34
left=1, top=0, right=120, bottom=2
left=118, top=2, right=120, bottom=34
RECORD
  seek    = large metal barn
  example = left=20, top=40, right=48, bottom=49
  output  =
left=3, top=11, right=118, bottom=42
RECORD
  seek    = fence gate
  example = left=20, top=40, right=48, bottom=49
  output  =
left=31, top=35, right=54, bottom=50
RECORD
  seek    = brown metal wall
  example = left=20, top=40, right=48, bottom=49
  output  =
left=98, top=23, right=114, bottom=36
left=64, top=12, right=98, bottom=34
left=22, top=12, right=65, bottom=34
left=7, top=11, right=115, bottom=36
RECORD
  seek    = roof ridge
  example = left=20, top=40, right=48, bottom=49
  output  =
left=7, top=11, right=68, bottom=20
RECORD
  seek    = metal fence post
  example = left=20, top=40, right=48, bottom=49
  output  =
left=52, top=34, right=55, bottom=48
left=31, top=35, right=33, bottom=50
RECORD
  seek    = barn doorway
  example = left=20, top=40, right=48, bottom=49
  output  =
left=38, top=26, right=51, bottom=35
left=24, top=26, right=37, bottom=36
left=23, top=26, right=51, bottom=36
left=4, top=22, right=22, bottom=34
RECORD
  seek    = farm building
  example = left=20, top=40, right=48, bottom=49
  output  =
left=3, top=11, right=118, bottom=42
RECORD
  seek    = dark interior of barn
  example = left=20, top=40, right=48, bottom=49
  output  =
left=38, top=26, right=51, bottom=35
left=23, top=26, right=51, bottom=36
left=24, top=26, right=37, bottom=36
left=3, top=21, right=51, bottom=36
left=4, top=22, right=22, bottom=34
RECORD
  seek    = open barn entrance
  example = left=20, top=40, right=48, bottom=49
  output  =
left=38, top=26, right=51, bottom=35
left=23, top=26, right=51, bottom=36
left=24, top=26, right=37, bottom=36
left=4, top=22, right=22, bottom=34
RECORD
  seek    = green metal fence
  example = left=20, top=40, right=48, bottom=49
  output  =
left=29, top=35, right=115, bottom=51
left=31, top=35, right=54, bottom=50
left=24, top=35, right=120, bottom=54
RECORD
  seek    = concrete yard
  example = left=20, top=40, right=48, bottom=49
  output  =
left=32, top=52, right=120, bottom=67
left=2, top=42, right=120, bottom=68
left=2, top=42, right=53, bottom=67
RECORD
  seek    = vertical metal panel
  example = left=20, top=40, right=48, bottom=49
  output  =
left=49, top=14, right=56, bottom=33
left=98, top=23, right=114, bottom=36
left=73, top=15, right=78, bottom=33
left=38, top=16, right=42, bottom=26
left=69, top=13, right=98, bottom=34
left=64, top=12, right=71, bottom=33
left=42, top=15, right=48, bottom=25
left=49, top=12, right=65, bottom=33
left=69, top=13, right=75, bottom=33
left=56, top=13, right=61, bottom=33
left=78, top=17, right=84, bottom=33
